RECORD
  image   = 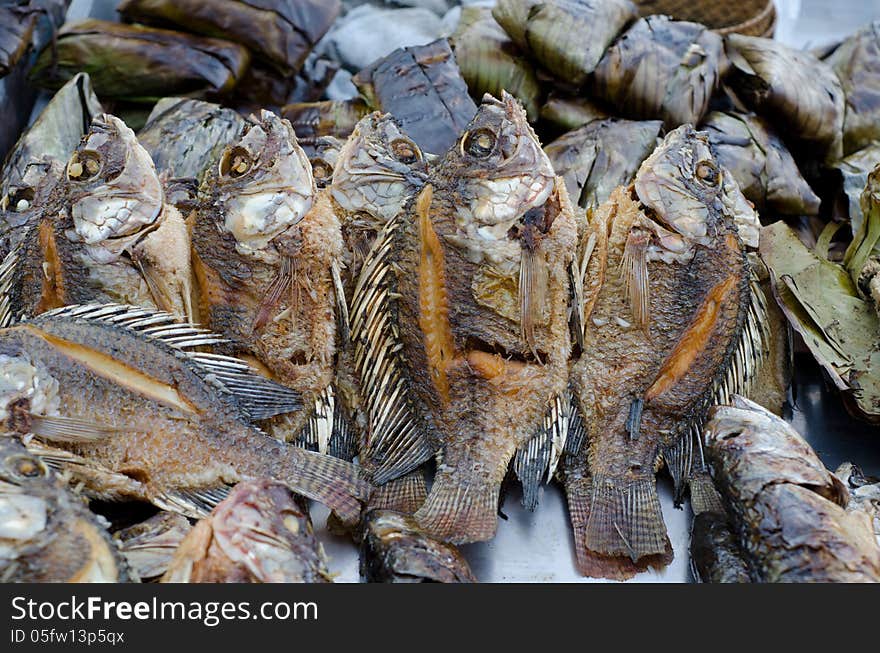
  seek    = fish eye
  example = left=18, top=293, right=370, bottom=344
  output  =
left=219, top=146, right=254, bottom=179
left=6, top=188, right=34, bottom=212
left=7, top=454, right=47, bottom=479
left=390, top=138, right=420, bottom=165
left=462, top=129, right=496, bottom=158
left=67, top=151, right=102, bottom=182
left=311, top=159, right=332, bottom=185
left=695, top=161, right=720, bottom=186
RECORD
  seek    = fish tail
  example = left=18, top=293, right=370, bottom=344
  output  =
left=585, top=473, right=667, bottom=561
left=369, top=469, right=428, bottom=514
left=277, top=447, right=373, bottom=525
left=688, top=471, right=726, bottom=515
left=414, top=470, right=499, bottom=544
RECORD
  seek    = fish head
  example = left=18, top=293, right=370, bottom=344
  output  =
left=0, top=437, right=51, bottom=546
left=212, top=110, right=314, bottom=255
left=635, top=125, right=754, bottom=247
left=331, top=112, right=428, bottom=223
left=66, top=114, right=164, bottom=246
left=442, top=92, right=555, bottom=239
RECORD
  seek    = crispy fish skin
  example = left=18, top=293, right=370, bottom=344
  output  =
left=360, top=509, right=476, bottom=583
left=565, top=126, right=755, bottom=566
left=191, top=109, right=340, bottom=442
left=0, top=307, right=370, bottom=523
left=7, top=114, right=195, bottom=323
left=0, top=436, right=128, bottom=583
left=385, top=92, right=576, bottom=543
left=163, top=480, right=331, bottom=583
left=705, top=397, right=880, bottom=583
left=689, top=511, right=751, bottom=583
left=114, top=511, right=192, bottom=581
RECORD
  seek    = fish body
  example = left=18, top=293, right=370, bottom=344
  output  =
left=689, top=511, right=751, bottom=583
left=356, top=92, right=576, bottom=542
left=360, top=509, right=476, bottom=583
left=564, top=126, right=758, bottom=569
left=0, top=305, right=370, bottom=523
left=0, top=436, right=128, bottom=582
left=163, top=480, right=331, bottom=583
left=191, top=110, right=341, bottom=443
left=705, top=397, right=880, bottom=582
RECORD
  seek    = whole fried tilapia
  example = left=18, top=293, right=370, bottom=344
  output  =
left=0, top=304, right=370, bottom=523
left=2, top=114, right=195, bottom=325
left=191, top=109, right=343, bottom=447
left=360, top=509, right=476, bottom=583
left=163, top=480, right=332, bottom=583
left=0, top=436, right=129, bottom=582
left=563, top=126, right=766, bottom=573
left=705, top=397, right=880, bottom=582
left=353, top=92, right=577, bottom=543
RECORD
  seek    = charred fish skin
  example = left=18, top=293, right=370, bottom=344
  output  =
left=566, top=125, right=756, bottom=565
left=705, top=397, right=880, bottom=583
left=0, top=305, right=370, bottom=524
left=0, top=436, right=129, bottom=583
left=360, top=509, right=476, bottom=583
left=163, top=480, right=332, bottom=584
left=374, top=92, right=575, bottom=543
left=191, top=109, right=341, bottom=443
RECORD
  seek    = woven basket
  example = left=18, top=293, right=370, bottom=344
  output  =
left=635, top=0, right=777, bottom=37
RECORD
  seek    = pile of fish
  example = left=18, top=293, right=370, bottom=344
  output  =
left=1, top=0, right=880, bottom=584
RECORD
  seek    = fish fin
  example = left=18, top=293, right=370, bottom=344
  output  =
left=185, top=352, right=302, bottom=420
left=295, top=385, right=336, bottom=455
left=253, top=255, right=293, bottom=332
left=414, top=469, right=499, bottom=544
left=711, top=274, right=770, bottom=407
left=563, top=393, right=588, bottom=459
left=29, top=415, right=120, bottom=443
left=569, top=232, right=596, bottom=349
left=688, top=472, right=725, bottom=516
left=134, top=258, right=177, bottom=317
left=514, top=392, right=569, bottom=510
left=155, top=485, right=233, bottom=519
left=0, top=243, right=21, bottom=328
left=328, top=389, right=357, bottom=461
left=624, top=397, right=644, bottom=441
left=351, top=217, right=433, bottom=484
left=662, top=425, right=696, bottom=505
left=36, top=303, right=227, bottom=349
left=279, top=446, right=372, bottom=526
left=620, top=227, right=650, bottom=330
left=331, top=259, right=350, bottom=345
left=369, top=468, right=428, bottom=514
left=519, top=246, right=548, bottom=362
left=585, top=474, right=667, bottom=561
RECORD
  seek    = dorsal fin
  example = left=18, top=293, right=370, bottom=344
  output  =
left=0, top=243, right=21, bottom=328
left=34, top=303, right=301, bottom=419
left=351, top=216, right=433, bottom=485
left=513, top=390, right=571, bottom=510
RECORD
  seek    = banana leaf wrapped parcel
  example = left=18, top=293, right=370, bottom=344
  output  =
left=29, top=19, right=250, bottom=101
left=544, top=117, right=661, bottom=208
left=117, top=0, right=340, bottom=75
left=833, top=142, right=880, bottom=239
left=843, top=164, right=880, bottom=315
left=353, top=39, right=477, bottom=154
left=824, top=21, right=880, bottom=157
left=451, top=6, right=541, bottom=121
left=725, top=34, right=845, bottom=163
left=0, top=0, right=68, bottom=76
left=701, top=111, right=821, bottom=216
left=539, top=94, right=608, bottom=131
left=281, top=98, right=369, bottom=156
left=491, top=0, right=636, bottom=87
left=591, top=15, right=724, bottom=129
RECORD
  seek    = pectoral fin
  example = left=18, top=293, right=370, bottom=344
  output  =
left=253, top=256, right=294, bottom=332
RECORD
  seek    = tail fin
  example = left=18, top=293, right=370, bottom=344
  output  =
left=370, top=469, right=428, bottom=514
left=414, top=470, right=499, bottom=544
left=585, top=474, right=667, bottom=561
left=688, top=471, right=725, bottom=515
left=564, top=476, right=673, bottom=579
left=277, top=447, right=373, bottom=525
